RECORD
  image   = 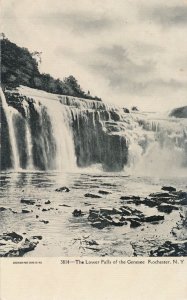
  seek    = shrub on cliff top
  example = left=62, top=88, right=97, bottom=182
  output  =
left=1, top=34, right=101, bottom=101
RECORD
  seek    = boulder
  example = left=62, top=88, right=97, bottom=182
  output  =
left=8, top=239, right=38, bottom=257
left=45, top=200, right=51, bottom=204
left=88, top=209, right=99, bottom=219
left=180, top=198, right=187, bottom=205
left=113, top=208, right=123, bottom=214
left=22, top=209, right=31, bottom=214
left=91, top=220, right=109, bottom=229
left=21, top=198, right=35, bottom=205
left=39, top=220, right=49, bottom=224
left=177, top=191, right=187, bottom=199
left=149, top=192, right=170, bottom=198
left=100, top=208, right=117, bottom=215
left=2, top=232, right=23, bottom=243
left=121, top=216, right=141, bottom=222
left=59, top=204, right=71, bottom=207
left=120, top=196, right=140, bottom=200
left=84, top=193, right=102, bottom=198
left=0, top=235, right=40, bottom=257
left=143, top=215, right=164, bottom=223
left=32, top=235, right=42, bottom=240
left=143, top=198, right=158, bottom=207
left=100, top=215, right=113, bottom=224
left=0, top=207, right=6, bottom=212
left=157, top=204, right=178, bottom=213
left=72, top=209, right=84, bottom=217
left=120, top=207, right=132, bottom=216
left=98, top=190, right=111, bottom=195
left=150, top=240, right=187, bottom=256
left=55, top=187, right=70, bottom=192
left=111, top=217, right=125, bottom=226
left=130, top=220, right=142, bottom=228
left=161, top=186, right=176, bottom=192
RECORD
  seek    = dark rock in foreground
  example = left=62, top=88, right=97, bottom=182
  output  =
left=72, top=209, right=85, bottom=217
left=32, top=235, right=42, bottom=240
left=112, top=217, right=125, bottom=226
left=22, top=209, right=31, bottom=214
left=45, top=200, right=51, bottom=204
left=150, top=240, right=187, bottom=256
left=84, top=193, right=102, bottom=198
left=161, top=186, right=176, bottom=192
left=120, top=196, right=140, bottom=200
left=98, top=190, right=111, bottom=195
left=157, top=204, right=178, bottom=214
left=0, top=207, right=7, bottom=212
left=180, top=198, right=187, bottom=205
left=130, top=220, right=142, bottom=228
left=0, top=232, right=41, bottom=257
left=149, top=192, right=171, bottom=198
left=143, top=198, right=157, bottom=207
left=2, top=232, right=23, bottom=243
left=143, top=215, right=164, bottom=223
left=39, top=220, right=49, bottom=224
left=21, top=198, right=35, bottom=205
left=55, top=186, right=70, bottom=192
left=87, top=205, right=165, bottom=230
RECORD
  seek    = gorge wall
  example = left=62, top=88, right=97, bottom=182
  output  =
left=0, top=86, right=128, bottom=171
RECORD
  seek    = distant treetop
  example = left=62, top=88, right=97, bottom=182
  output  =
left=131, top=106, right=139, bottom=111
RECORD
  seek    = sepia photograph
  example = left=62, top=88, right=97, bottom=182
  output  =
left=1, top=0, right=187, bottom=261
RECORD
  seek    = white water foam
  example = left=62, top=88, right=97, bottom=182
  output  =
left=0, top=88, right=20, bottom=170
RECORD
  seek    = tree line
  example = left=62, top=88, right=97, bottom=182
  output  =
left=1, top=34, right=101, bottom=101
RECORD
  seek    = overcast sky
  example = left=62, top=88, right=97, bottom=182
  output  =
left=1, top=0, right=187, bottom=111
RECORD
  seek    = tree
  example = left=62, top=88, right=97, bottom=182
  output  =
left=131, top=106, right=139, bottom=111
left=31, top=51, right=42, bottom=65
left=64, top=75, right=84, bottom=97
left=1, top=37, right=102, bottom=100
left=0, top=32, right=6, bottom=40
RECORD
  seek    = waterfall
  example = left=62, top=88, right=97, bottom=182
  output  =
left=0, top=88, right=20, bottom=170
left=33, top=97, right=76, bottom=171
left=22, top=100, right=33, bottom=169
left=1, top=86, right=187, bottom=174
left=126, top=113, right=187, bottom=176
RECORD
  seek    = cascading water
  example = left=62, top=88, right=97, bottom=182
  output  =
left=0, top=87, right=20, bottom=170
left=32, top=97, right=77, bottom=171
left=22, top=100, right=33, bottom=169
left=126, top=113, right=187, bottom=176
left=1, top=86, right=187, bottom=174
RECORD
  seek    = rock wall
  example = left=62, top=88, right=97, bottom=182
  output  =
left=1, top=86, right=186, bottom=173
left=0, top=86, right=129, bottom=171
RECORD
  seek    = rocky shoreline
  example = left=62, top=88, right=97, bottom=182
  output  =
left=0, top=184, right=186, bottom=257
left=71, top=186, right=187, bottom=256
left=0, top=232, right=42, bottom=257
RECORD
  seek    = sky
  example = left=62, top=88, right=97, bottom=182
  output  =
left=1, top=0, right=187, bottom=111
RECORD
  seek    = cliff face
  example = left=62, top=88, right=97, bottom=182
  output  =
left=1, top=86, right=187, bottom=173
left=169, top=106, right=187, bottom=118
left=0, top=102, right=12, bottom=170
left=0, top=86, right=128, bottom=171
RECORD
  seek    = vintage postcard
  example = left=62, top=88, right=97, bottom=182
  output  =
left=0, top=0, right=187, bottom=299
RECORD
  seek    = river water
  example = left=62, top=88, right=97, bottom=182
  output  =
left=0, top=170, right=186, bottom=257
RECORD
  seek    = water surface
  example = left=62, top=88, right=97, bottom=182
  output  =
left=0, top=171, right=186, bottom=256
